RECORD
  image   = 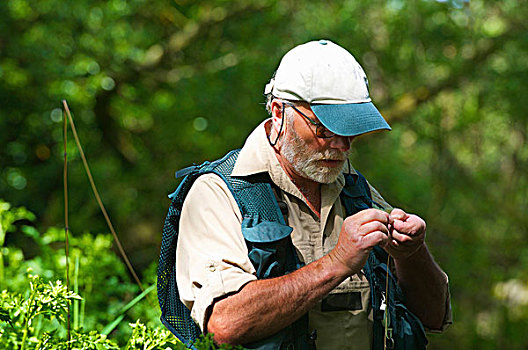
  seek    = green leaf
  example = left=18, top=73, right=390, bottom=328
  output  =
left=101, top=283, right=155, bottom=335
left=0, top=305, right=12, bottom=325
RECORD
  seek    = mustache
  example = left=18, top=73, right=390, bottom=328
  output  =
left=312, top=149, right=350, bottom=161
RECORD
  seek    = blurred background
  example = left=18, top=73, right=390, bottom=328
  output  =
left=1, top=0, right=527, bottom=348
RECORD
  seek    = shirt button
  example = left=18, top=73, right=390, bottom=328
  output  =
left=208, top=264, right=216, bottom=272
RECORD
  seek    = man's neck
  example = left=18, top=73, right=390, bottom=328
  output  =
left=274, top=149, right=322, bottom=217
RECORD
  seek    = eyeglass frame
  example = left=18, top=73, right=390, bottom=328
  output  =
left=282, top=101, right=335, bottom=139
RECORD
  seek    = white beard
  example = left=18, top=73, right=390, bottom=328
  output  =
left=281, top=128, right=349, bottom=184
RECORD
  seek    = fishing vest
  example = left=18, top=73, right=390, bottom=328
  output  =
left=157, top=149, right=427, bottom=349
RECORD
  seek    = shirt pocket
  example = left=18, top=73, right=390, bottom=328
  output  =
left=324, top=273, right=371, bottom=316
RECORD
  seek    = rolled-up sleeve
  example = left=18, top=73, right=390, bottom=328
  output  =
left=425, top=277, right=453, bottom=333
left=176, top=173, right=257, bottom=331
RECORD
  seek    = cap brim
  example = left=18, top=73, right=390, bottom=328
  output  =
left=311, top=102, right=391, bottom=137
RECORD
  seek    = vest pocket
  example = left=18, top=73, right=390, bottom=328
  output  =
left=242, top=219, right=293, bottom=242
left=242, top=220, right=296, bottom=279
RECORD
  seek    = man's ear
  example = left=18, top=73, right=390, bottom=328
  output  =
left=270, top=101, right=284, bottom=134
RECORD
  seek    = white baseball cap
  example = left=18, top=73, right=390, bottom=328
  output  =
left=264, top=39, right=391, bottom=136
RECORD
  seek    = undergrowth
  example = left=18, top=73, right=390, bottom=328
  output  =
left=0, top=200, right=243, bottom=349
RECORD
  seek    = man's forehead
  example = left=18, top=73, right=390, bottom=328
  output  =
left=288, top=101, right=321, bottom=122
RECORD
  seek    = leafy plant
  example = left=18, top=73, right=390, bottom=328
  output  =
left=124, top=320, right=182, bottom=350
left=0, top=200, right=36, bottom=291
left=0, top=272, right=82, bottom=349
left=36, top=330, right=119, bottom=350
left=0, top=272, right=242, bottom=349
left=0, top=200, right=149, bottom=343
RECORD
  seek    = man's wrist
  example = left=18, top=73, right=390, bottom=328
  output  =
left=324, top=250, right=365, bottom=281
left=393, top=242, right=428, bottom=263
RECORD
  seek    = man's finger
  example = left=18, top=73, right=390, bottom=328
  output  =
left=360, top=221, right=389, bottom=237
left=392, top=219, right=423, bottom=236
left=390, top=230, right=414, bottom=242
left=360, top=208, right=390, bottom=224
left=390, top=208, right=408, bottom=221
left=362, top=231, right=389, bottom=248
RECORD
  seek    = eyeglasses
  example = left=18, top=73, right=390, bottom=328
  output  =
left=282, top=101, right=335, bottom=139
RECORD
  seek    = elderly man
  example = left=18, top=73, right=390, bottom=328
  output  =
left=158, top=40, right=451, bottom=349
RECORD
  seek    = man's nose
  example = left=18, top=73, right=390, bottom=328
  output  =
left=329, top=135, right=352, bottom=152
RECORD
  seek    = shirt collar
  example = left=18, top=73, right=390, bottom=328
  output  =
left=231, top=120, right=271, bottom=177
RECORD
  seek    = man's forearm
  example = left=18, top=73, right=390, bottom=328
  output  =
left=394, top=243, right=448, bottom=330
left=207, top=253, right=351, bottom=345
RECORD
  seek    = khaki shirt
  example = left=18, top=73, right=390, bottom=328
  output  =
left=176, top=120, right=450, bottom=349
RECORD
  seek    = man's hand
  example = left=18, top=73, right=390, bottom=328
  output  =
left=329, top=208, right=390, bottom=277
left=385, top=209, right=450, bottom=330
left=385, top=208, right=427, bottom=259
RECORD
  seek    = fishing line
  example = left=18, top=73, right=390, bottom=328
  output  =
left=384, top=254, right=392, bottom=350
